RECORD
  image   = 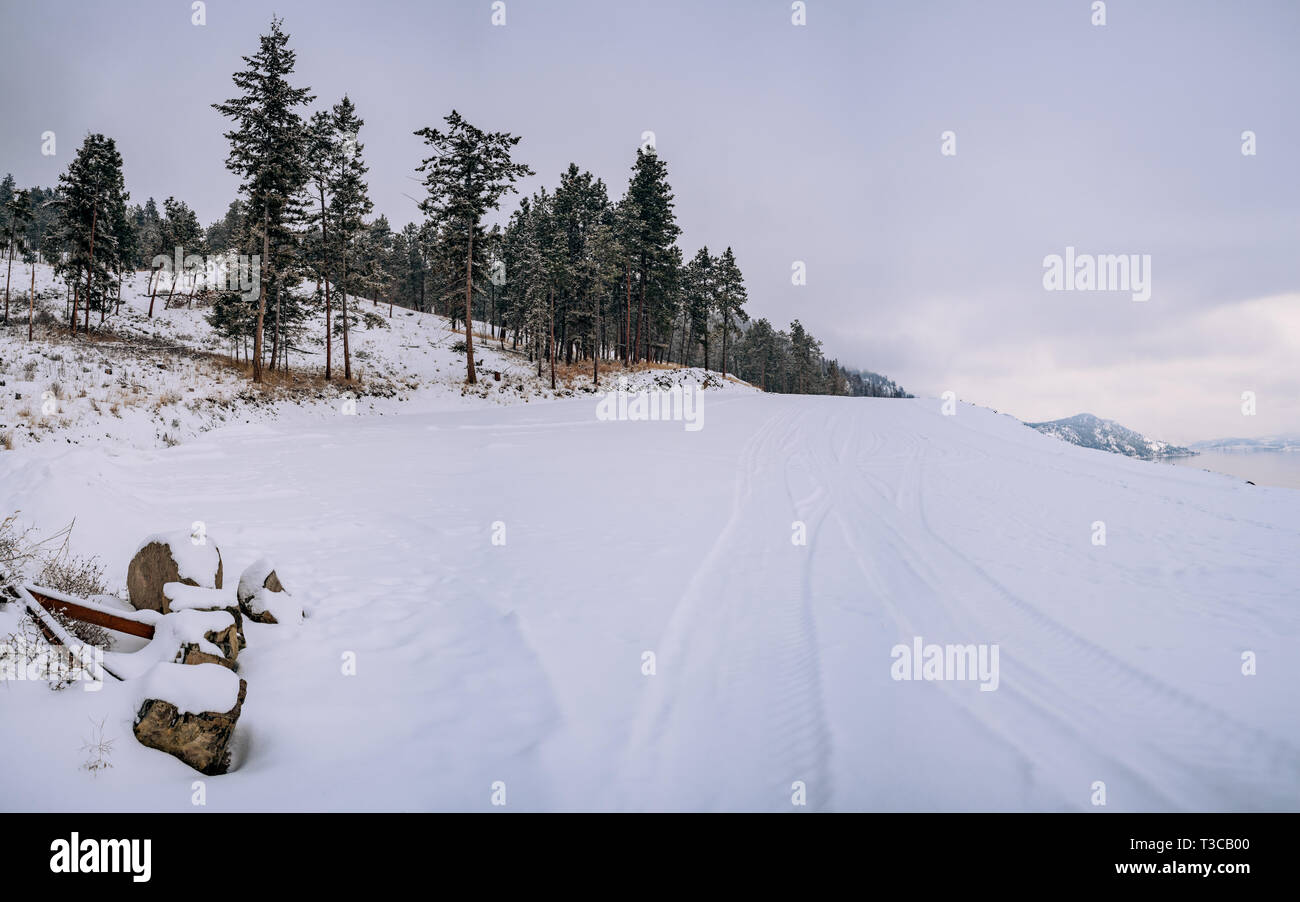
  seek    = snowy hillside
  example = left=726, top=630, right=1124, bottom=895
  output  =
left=0, top=263, right=746, bottom=452
left=1, top=394, right=1295, bottom=811
left=1026, top=412, right=1194, bottom=461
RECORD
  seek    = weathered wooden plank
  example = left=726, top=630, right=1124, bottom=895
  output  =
left=26, top=586, right=156, bottom=640
left=10, top=582, right=120, bottom=682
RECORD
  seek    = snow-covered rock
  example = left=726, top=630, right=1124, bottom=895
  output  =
left=132, top=662, right=246, bottom=775
left=126, top=531, right=223, bottom=613
left=237, top=558, right=298, bottom=624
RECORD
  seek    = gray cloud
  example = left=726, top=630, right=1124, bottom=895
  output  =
left=2, top=0, right=1295, bottom=440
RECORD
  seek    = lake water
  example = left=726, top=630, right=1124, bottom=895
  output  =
left=1170, top=450, right=1300, bottom=490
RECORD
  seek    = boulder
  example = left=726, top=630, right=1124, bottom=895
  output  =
left=132, top=663, right=246, bottom=775
left=157, top=610, right=240, bottom=670
left=176, top=644, right=237, bottom=671
left=237, top=558, right=298, bottom=624
left=162, top=583, right=245, bottom=651
left=197, top=612, right=240, bottom=662
left=127, top=531, right=223, bottom=614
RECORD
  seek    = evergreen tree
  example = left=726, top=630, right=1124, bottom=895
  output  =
left=304, top=108, right=339, bottom=378
left=0, top=175, right=14, bottom=241
left=713, top=247, right=748, bottom=378
left=52, top=133, right=128, bottom=335
left=158, top=196, right=202, bottom=312
left=134, top=197, right=164, bottom=267
left=213, top=15, right=314, bottom=382
left=362, top=213, right=394, bottom=310
left=328, top=95, right=372, bottom=382
left=414, top=110, right=532, bottom=384
left=204, top=200, right=246, bottom=254
left=3, top=187, right=32, bottom=326
left=551, top=164, right=609, bottom=378
left=684, top=247, right=714, bottom=370
left=582, top=208, right=623, bottom=385
left=622, top=148, right=680, bottom=364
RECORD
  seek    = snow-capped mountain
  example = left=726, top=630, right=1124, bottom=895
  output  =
left=1025, top=412, right=1194, bottom=460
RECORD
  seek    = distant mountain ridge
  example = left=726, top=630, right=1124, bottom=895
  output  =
left=1025, top=413, right=1194, bottom=461
left=1190, top=434, right=1300, bottom=452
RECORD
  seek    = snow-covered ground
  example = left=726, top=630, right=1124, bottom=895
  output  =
left=1, top=263, right=716, bottom=452
left=2, top=388, right=1296, bottom=812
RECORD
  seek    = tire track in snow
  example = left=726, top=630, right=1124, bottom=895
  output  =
left=614, top=403, right=834, bottom=811
left=820, top=411, right=1300, bottom=810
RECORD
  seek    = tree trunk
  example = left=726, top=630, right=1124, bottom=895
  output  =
left=638, top=259, right=650, bottom=365
left=633, top=270, right=643, bottom=365
left=624, top=262, right=632, bottom=366
left=163, top=260, right=181, bottom=310
left=147, top=264, right=161, bottom=317
left=83, top=198, right=98, bottom=335
left=721, top=311, right=729, bottom=378
left=4, top=242, right=13, bottom=325
left=342, top=256, right=352, bottom=382
left=549, top=286, right=556, bottom=390
left=319, top=187, right=332, bottom=381
left=28, top=260, right=35, bottom=340
left=464, top=229, right=476, bottom=384
left=253, top=210, right=267, bottom=384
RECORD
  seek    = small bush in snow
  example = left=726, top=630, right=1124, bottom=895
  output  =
left=80, top=718, right=115, bottom=776
left=38, top=540, right=108, bottom=600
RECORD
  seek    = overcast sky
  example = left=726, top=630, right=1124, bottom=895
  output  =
left=2, top=0, right=1296, bottom=443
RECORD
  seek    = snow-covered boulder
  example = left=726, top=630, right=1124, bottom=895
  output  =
left=237, top=558, right=299, bottom=624
left=105, top=610, right=241, bottom=680
left=132, top=662, right=246, bottom=775
left=127, top=531, right=224, bottom=614
left=163, top=582, right=245, bottom=652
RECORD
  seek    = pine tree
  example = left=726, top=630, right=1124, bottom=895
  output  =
left=414, top=110, right=532, bottom=384
left=3, top=187, right=32, bottom=326
left=714, top=246, right=748, bottom=378
left=363, top=214, right=394, bottom=310
left=684, top=247, right=714, bottom=370
left=327, top=95, right=372, bottom=382
left=583, top=209, right=623, bottom=385
left=551, top=164, right=610, bottom=380
left=304, top=108, right=339, bottom=378
left=213, top=16, right=314, bottom=382
left=622, top=148, right=680, bottom=364
left=134, top=197, right=163, bottom=267
left=52, top=133, right=129, bottom=336
left=158, top=197, right=202, bottom=312
left=204, top=200, right=246, bottom=254
left=0, top=175, right=14, bottom=240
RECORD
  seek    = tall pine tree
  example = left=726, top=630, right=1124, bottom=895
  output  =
left=52, top=134, right=128, bottom=336
left=713, top=247, right=748, bottom=378
left=213, top=16, right=313, bottom=382
left=414, top=111, right=532, bottom=384
left=328, top=95, right=372, bottom=382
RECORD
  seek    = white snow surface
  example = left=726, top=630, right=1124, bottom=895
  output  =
left=105, top=609, right=236, bottom=680
left=131, top=663, right=241, bottom=717
left=244, top=587, right=300, bottom=626
left=1, top=389, right=1298, bottom=811
left=163, top=582, right=237, bottom=612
